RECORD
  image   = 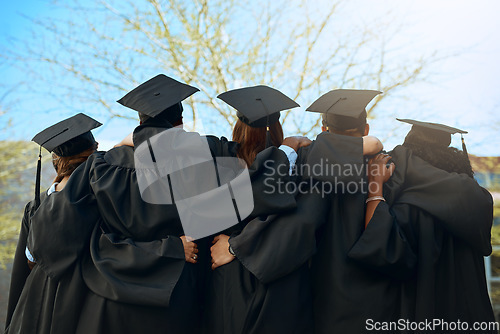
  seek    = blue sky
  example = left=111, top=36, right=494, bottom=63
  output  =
left=1, top=0, right=499, bottom=155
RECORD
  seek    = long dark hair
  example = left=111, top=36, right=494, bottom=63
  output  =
left=232, top=119, right=284, bottom=166
left=403, top=129, right=473, bottom=178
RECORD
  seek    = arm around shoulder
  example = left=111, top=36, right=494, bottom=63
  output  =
left=362, top=136, right=383, bottom=155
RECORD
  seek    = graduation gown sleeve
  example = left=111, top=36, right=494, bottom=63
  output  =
left=80, top=224, right=185, bottom=307
left=229, top=188, right=327, bottom=284
left=386, top=146, right=493, bottom=255
left=5, top=200, right=37, bottom=329
left=347, top=201, right=418, bottom=280
left=229, top=132, right=365, bottom=284
left=349, top=145, right=493, bottom=279
left=206, top=135, right=297, bottom=216
left=27, top=160, right=100, bottom=281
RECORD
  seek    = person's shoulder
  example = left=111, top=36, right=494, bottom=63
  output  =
left=101, top=146, right=135, bottom=169
left=24, top=199, right=36, bottom=214
left=205, top=135, right=239, bottom=157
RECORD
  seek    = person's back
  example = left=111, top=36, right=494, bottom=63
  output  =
left=205, top=85, right=314, bottom=334
left=305, top=92, right=392, bottom=333
left=75, top=125, right=203, bottom=333
left=354, top=119, right=495, bottom=333
left=6, top=113, right=101, bottom=334
left=72, top=76, right=234, bottom=332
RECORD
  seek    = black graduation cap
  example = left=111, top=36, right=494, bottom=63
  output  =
left=117, top=74, right=199, bottom=121
left=217, top=85, right=299, bottom=147
left=396, top=118, right=467, bottom=135
left=397, top=118, right=469, bottom=156
left=307, top=89, right=382, bottom=131
left=31, top=113, right=102, bottom=209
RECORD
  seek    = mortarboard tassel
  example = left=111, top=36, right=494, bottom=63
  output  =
left=461, top=134, right=472, bottom=167
left=461, top=134, right=468, bottom=156
left=254, top=98, right=274, bottom=148
left=34, top=146, right=42, bottom=210
left=265, top=125, right=272, bottom=148
left=264, top=112, right=273, bottom=148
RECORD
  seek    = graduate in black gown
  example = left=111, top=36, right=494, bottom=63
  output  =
left=6, top=113, right=102, bottom=333
left=22, top=75, right=299, bottom=334
left=351, top=119, right=495, bottom=333
left=309, top=103, right=495, bottom=334
left=204, top=85, right=314, bottom=334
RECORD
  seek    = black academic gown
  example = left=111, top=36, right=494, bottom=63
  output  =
left=295, top=134, right=397, bottom=334
left=202, top=154, right=308, bottom=334
left=5, top=193, right=46, bottom=330
left=348, top=145, right=495, bottom=333
left=228, top=136, right=494, bottom=334
left=75, top=131, right=297, bottom=334
left=204, top=132, right=366, bottom=334
left=5, top=182, right=93, bottom=334
left=9, top=118, right=296, bottom=334
left=310, top=145, right=495, bottom=334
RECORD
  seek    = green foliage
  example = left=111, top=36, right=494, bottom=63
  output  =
left=0, top=140, right=53, bottom=268
left=492, top=224, right=500, bottom=247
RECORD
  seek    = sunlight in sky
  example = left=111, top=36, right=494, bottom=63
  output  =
left=0, top=0, right=499, bottom=154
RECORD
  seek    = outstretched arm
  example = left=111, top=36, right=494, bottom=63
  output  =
left=362, top=135, right=383, bottom=156
left=114, top=132, right=134, bottom=148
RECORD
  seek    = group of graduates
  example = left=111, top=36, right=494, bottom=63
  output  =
left=4, top=74, right=496, bottom=334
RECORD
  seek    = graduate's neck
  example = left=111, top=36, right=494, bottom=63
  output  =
left=55, top=176, right=70, bottom=192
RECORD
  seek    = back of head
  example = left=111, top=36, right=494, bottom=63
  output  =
left=322, top=111, right=367, bottom=137
left=138, top=102, right=184, bottom=126
left=308, top=89, right=381, bottom=138
left=118, top=74, right=199, bottom=127
left=402, top=126, right=473, bottom=177
left=232, top=119, right=284, bottom=166
left=52, top=132, right=99, bottom=182
left=31, top=113, right=102, bottom=200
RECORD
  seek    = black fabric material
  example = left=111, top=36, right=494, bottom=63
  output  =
left=226, top=137, right=494, bottom=334
left=201, top=133, right=364, bottom=334
left=346, top=145, right=495, bottom=333
left=326, top=110, right=366, bottom=132
left=117, top=74, right=199, bottom=118
left=203, top=260, right=313, bottom=334
left=9, top=120, right=297, bottom=333
left=34, top=151, right=42, bottom=209
left=52, top=131, right=97, bottom=157
left=217, top=85, right=298, bottom=126
left=229, top=132, right=364, bottom=285
left=397, top=118, right=467, bottom=135
left=237, top=110, right=280, bottom=128
left=6, top=258, right=88, bottom=334
left=31, top=113, right=101, bottom=154
left=5, top=194, right=46, bottom=330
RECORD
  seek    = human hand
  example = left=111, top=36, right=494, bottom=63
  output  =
left=367, top=154, right=395, bottom=196
left=282, top=136, right=312, bottom=152
left=210, top=234, right=235, bottom=270
left=180, top=235, right=198, bottom=264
